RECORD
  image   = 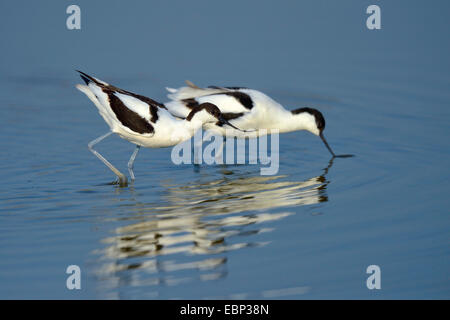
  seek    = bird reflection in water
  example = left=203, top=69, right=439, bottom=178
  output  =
left=94, top=159, right=335, bottom=297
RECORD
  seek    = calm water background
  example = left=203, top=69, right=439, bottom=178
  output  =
left=0, top=0, right=449, bottom=299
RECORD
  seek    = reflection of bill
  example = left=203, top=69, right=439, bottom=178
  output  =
left=95, top=159, right=335, bottom=293
left=171, top=128, right=279, bottom=175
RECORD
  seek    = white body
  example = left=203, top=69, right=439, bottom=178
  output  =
left=76, top=82, right=215, bottom=148
left=164, top=85, right=320, bottom=137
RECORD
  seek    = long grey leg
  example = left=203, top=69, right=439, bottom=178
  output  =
left=88, top=131, right=128, bottom=186
left=128, top=145, right=141, bottom=181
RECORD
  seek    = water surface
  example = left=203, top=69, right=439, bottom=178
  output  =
left=0, top=0, right=449, bottom=299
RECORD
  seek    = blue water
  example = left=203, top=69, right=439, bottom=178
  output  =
left=0, top=0, right=449, bottom=299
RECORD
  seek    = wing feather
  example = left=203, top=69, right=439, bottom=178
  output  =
left=166, top=81, right=235, bottom=101
left=76, top=71, right=166, bottom=135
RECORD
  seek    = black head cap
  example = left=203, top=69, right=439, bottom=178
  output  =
left=202, top=103, right=221, bottom=118
left=292, top=107, right=326, bottom=133
left=186, top=102, right=221, bottom=121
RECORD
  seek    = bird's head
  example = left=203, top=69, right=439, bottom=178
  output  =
left=186, top=103, right=245, bottom=131
left=291, top=107, right=339, bottom=157
left=291, top=107, right=325, bottom=136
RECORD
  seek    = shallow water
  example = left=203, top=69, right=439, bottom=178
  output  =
left=1, top=1, right=449, bottom=299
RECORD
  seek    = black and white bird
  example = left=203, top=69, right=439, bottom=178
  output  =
left=76, top=71, right=242, bottom=186
left=165, top=81, right=351, bottom=158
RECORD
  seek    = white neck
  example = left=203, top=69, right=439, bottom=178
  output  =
left=270, top=110, right=317, bottom=134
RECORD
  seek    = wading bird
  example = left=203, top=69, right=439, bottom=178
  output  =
left=165, top=81, right=352, bottom=158
left=76, top=71, right=243, bottom=186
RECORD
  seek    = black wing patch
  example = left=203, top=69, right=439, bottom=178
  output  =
left=182, top=98, right=200, bottom=109
left=77, top=70, right=165, bottom=123
left=104, top=89, right=154, bottom=134
left=222, top=91, right=253, bottom=110
left=206, top=86, right=253, bottom=109
left=181, top=91, right=254, bottom=111
left=117, top=90, right=164, bottom=123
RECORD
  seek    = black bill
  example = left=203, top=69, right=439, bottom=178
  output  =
left=319, top=132, right=354, bottom=158
left=218, top=116, right=249, bottom=132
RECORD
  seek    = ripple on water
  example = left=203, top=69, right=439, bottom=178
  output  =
left=90, top=162, right=334, bottom=298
